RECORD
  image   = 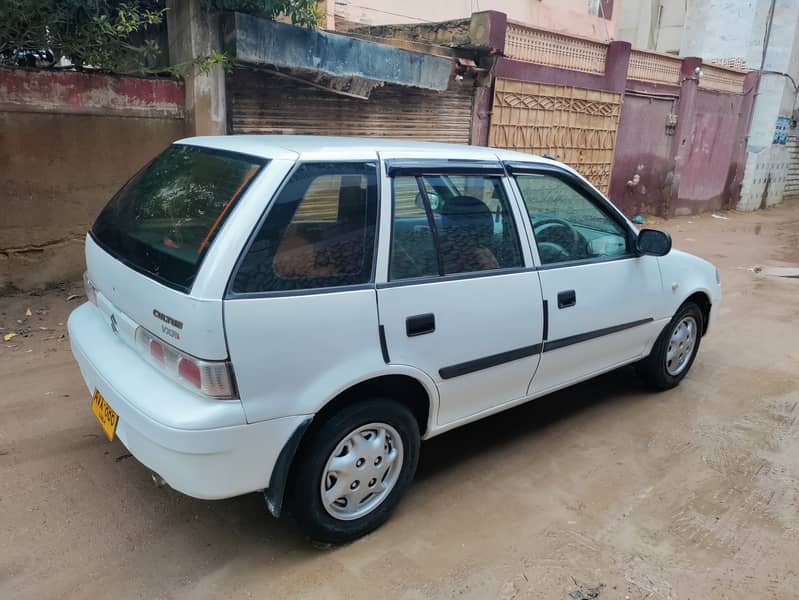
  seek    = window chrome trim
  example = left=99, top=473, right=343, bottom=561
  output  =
left=385, top=159, right=504, bottom=176
left=376, top=266, right=535, bottom=289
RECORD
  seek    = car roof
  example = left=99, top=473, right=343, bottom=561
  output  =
left=176, top=135, right=561, bottom=167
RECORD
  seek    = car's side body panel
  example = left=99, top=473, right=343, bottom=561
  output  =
left=531, top=257, right=665, bottom=394
left=225, top=288, right=386, bottom=423
left=657, top=249, right=721, bottom=324
left=377, top=272, right=546, bottom=426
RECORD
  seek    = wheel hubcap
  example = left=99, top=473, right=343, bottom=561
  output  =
left=666, top=316, right=697, bottom=376
left=320, top=423, right=404, bottom=521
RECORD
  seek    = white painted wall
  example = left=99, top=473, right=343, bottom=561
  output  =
left=617, top=0, right=686, bottom=54
left=682, top=0, right=761, bottom=65
left=737, top=0, right=799, bottom=210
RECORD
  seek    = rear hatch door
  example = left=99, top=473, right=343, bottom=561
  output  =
left=87, top=143, right=268, bottom=359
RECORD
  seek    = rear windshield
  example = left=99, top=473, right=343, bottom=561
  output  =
left=92, top=145, right=266, bottom=291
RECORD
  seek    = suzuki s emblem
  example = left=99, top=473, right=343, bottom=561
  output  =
left=110, top=314, right=119, bottom=335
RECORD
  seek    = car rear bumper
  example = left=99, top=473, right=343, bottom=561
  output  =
left=68, top=302, right=309, bottom=500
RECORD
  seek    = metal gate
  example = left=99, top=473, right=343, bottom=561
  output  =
left=488, top=78, right=623, bottom=194
left=785, top=136, right=799, bottom=200
left=229, top=68, right=474, bottom=144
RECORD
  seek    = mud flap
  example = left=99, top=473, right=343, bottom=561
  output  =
left=263, top=416, right=313, bottom=517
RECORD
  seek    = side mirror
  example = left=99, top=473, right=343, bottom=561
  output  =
left=415, top=191, right=441, bottom=211
left=636, top=229, right=672, bottom=256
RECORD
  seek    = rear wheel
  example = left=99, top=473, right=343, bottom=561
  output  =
left=289, top=399, right=420, bottom=544
left=638, top=302, right=703, bottom=390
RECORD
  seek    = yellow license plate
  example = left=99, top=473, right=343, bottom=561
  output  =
left=91, top=389, right=119, bottom=442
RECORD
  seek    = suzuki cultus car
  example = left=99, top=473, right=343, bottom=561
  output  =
left=69, top=136, right=720, bottom=543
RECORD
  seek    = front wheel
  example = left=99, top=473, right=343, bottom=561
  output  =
left=637, top=302, right=704, bottom=390
left=289, top=399, right=420, bottom=544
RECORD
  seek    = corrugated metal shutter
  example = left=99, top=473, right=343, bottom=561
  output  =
left=229, top=68, right=473, bottom=144
left=785, top=136, right=799, bottom=199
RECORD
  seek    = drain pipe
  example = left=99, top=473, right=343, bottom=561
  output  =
left=760, top=0, right=776, bottom=71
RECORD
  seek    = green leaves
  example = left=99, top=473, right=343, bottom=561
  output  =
left=204, top=0, right=320, bottom=28
left=1, top=1, right=167, bottom=73
left=1, top=0, right=318, bottom=75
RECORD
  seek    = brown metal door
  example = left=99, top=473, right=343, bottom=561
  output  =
left=229, top=68, right=473, bottom=144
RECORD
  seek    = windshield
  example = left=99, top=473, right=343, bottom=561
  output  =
left=92, top=145, right=266, bottom=291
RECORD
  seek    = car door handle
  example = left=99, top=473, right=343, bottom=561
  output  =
left=406, top=313, right=435, bottom=337
left=557, top=290, right=576, bottom=309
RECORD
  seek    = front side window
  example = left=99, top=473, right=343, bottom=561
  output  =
left=92, top=145, right=266, bottom=291
left=233, top=162, right=378, bottom=293
left=515, top=174, right=629, bottom=265
left=389, top=173, right=523, bottom=280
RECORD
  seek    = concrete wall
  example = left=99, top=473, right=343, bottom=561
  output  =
left=330, top=0, right=618, bottom=42
left=0, top=68, right=185, bottom=290
left=682, top=0, right=761, bottom=65
left=166, top=0, right=227, bottom=136
left=736, top=0, right=799, bottom=209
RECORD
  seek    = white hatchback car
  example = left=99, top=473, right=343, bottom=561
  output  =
left=69, top=136, right=720, bottom=542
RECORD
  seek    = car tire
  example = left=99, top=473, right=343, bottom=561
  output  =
left=637, top=301, right=704, bottom=390
left=289, top=399, right=420, bottom=544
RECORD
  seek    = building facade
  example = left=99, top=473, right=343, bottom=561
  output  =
left=683, top=0, right=799, bottom=210
left=327, top=0, right=618, bottom=42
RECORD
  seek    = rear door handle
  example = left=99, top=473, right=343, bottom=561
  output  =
left=406, top=313, right=435, bottom=337
left=557, top=290, right=576, bottom=309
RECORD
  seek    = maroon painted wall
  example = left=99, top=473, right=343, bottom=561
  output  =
left=481, top=13, right=755, bottom=218
left=671, top=89, right=745, bottom=215
left=608, top=93, right=677, bottom=216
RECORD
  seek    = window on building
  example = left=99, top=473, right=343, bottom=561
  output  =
left=588, top=0, right=613, bottom=19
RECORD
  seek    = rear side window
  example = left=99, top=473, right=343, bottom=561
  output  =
left=232, top=162, right=378, bottom=294
left=92, top=145, right=265, bottom=291
left=389, top=174, right=523, bottom=280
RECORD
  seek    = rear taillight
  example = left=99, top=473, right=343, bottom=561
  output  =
left=83, top=271, right=97, bottom=305
left=150, top=340, right=165, bottom=364
left=134, top=327, right=237, bottom=399
left=178, top=358, right=202, bottom=388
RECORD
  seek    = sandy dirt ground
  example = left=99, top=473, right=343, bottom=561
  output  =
left=2, top=201, right=799, bottom=600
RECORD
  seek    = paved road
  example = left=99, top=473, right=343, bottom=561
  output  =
left=2, top=201, right=798, bottom=599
